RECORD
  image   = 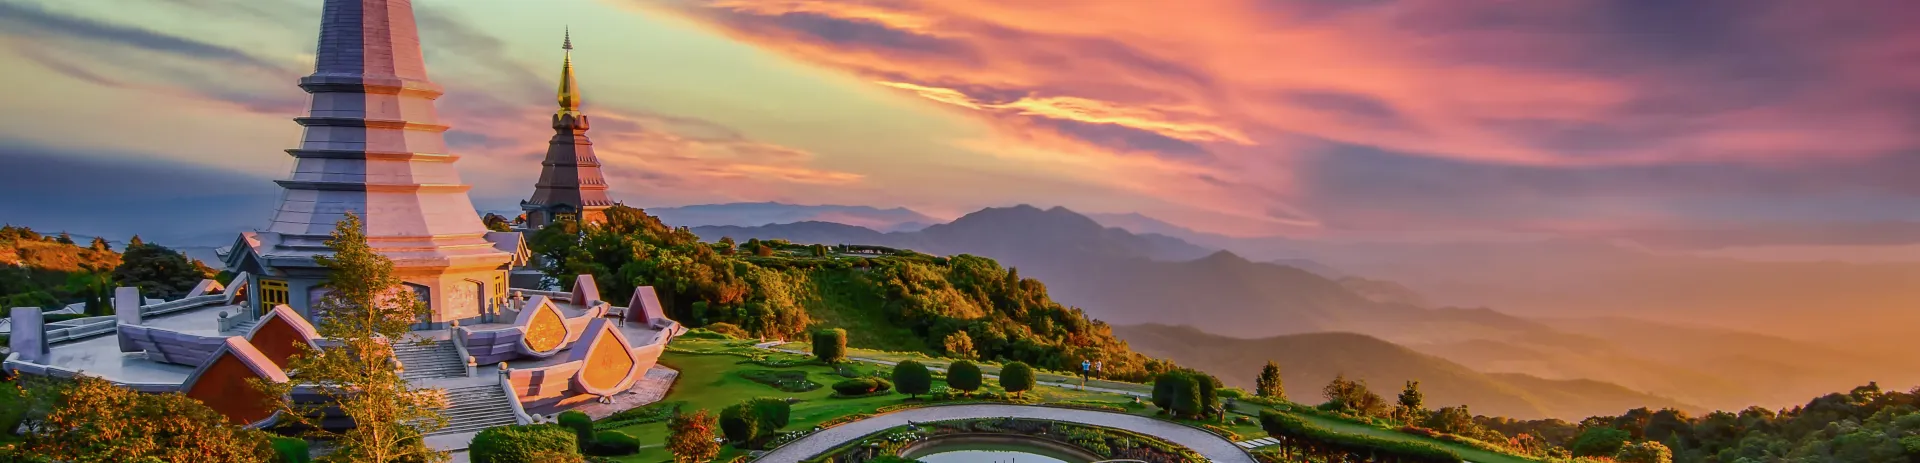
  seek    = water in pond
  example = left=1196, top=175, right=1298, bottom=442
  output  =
left=904, top=441, right=1092, bottom=463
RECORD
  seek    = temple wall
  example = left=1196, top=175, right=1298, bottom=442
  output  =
left=186, top=354, right=279, bottom=426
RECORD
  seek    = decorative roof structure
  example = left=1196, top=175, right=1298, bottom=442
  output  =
left=522, top=29, right=615, bottom=228
left=255, top=0, right=511, bottom=270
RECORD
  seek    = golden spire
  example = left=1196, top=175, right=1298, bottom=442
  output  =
left=557, top=27, right=580, bottom=117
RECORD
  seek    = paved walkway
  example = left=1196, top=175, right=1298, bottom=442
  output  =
left=751, top=404, right=1258, bottom=463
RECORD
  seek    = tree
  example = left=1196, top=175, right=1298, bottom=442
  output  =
left=482, top=213, right=513, bottom=232
left=749, top=397, right=791, bottom=430
left=257, top=212, right=448, bottom=463
left=813, top=328, right=847, bottom=364
left=1570, top=427, right=1632, bottom=457
left=128, top=235, right=144, bottom=248
left=88, top=236, right=110, bottom=251
left=17, top=375, right=276, bottom=463
left=1615, top=441, right=1674, bottom=463
left=1256, top=361, right=1285, bottom=399
left=1397, top=380, right=1427, bottom=423
left=893, top=360, right=933, bottom=399
left=1322, top=374, right=1387, bottom=418
left=666, top=410, right=720, bottom=463
left=1423, top=405, right=1475, bottom=434
left=947, top=361, right=983, bottom=395
left=113, top=241, right=206, bottom=299
left=718, top=402, right=762, bottom=448
left=942, top=331, right=976, bottom=359
left=1000, top=362, right=1036, bottom=398
left=54, top=232, right=73, bottom=245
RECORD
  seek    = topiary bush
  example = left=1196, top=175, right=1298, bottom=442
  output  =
left=719, top=402, right=764, bottom=448
left=813, top=328, right=848, bottom=364
left=470, top=424, right=580, bottom=463
left=584, top=430, right=641, bottom=456
left=999, top=362, right=1036, bottom=397
left=832, top=378, right=893, bottom=396
left=269, top=436, right=309, bottom=463
left=947, top=361, right=983, bottom=395
left=557, top=410, right=594, bottom=450
left=749, top=397, right=791, bottom=430
left=892, top=360, right=933, bottom=398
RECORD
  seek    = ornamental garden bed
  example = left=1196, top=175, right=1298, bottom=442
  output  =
left=739, top=369, right=824, bottom=392
left=803, top=417, right=1206, bottom=463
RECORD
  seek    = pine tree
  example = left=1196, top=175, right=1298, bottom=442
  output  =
left=1256, top=361, right=1285, bottom=399
left=257, top=212, right=448, bottom=463
left=1397, top=380, right=1426, bottom=424
left=89, top=236, right=110, bottom=252
left=127, top=235, right=144, bottom=248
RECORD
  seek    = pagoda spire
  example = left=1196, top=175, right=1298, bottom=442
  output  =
left=523, top=26, right=614, bottom=228
left=557, top=28, right=581, bottom=119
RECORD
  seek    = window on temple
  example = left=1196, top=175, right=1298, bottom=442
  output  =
left=555, top=212, right=577, bottom=223
left=261, top=279, right=290, bottom=310
left=493, top=273, right=507, bottom=311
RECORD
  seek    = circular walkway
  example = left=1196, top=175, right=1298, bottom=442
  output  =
left=752, top=404, right=1258, bottom=463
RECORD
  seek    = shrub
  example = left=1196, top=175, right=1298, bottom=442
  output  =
left=703, top=322, right=751, bottom=339
left=470, top=424, right=580, bottom=463
left=749, top=397, right=792, bottom=430
left=1000, top=362, right=1036, bottom=397
left=1615, top=441, right=1674, bottom=463
left=832, top=378, right=893, bottom=396
left=557, top=410, right=593, bottom=449
left=719, top=403, right=763, bottom=448
left=812, top=328, right=847, bottom=364
left=947, top=361, right=983, bottom=395
left=270, top=437, right=309, bottom=463
left=594, top=401, right=683, bottom=430
left=893, top=360, right=933, bottom=398
left=584, top=430, right=640, bottom=456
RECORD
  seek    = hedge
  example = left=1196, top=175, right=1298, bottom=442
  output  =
left=832, top=378, right=893, bottom=396
left=470, top=424, right=581, bottom=463
left=1259, top=410, right=1460, bottom=463
left=585, top=430, right=641, bottom=456
left=269, top=437, right=309, bottom=463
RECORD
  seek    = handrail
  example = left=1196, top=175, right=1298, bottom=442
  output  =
left=499, top=367, right=533, bottom=425
left=449, top=324, right=474, bottom=377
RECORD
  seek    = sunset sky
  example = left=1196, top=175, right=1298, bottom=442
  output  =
left=0, top=0, right=1916, bottom=250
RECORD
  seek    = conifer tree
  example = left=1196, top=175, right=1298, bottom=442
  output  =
left=127, top=235, right=144, bottom=248
left=1256, top=361, right=1285, bottom=399
left=1397, top=380, right=1426, bottom=423
left=258, top=212, right=448, bottom=463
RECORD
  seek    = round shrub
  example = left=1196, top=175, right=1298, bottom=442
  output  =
left=947, top=361, right=983, bottom=395
left=584, top=430, right=641, bottom=456
left=1000, top=362, right=1036, bottom=397
left=832, top=378, right=893, bottom=396
left=470, top=424, right=580, bottom=463
left=893, top=360, right=933, bottom=398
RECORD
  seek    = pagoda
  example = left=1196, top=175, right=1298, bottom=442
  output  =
left=224, top=0, right=523, bottom=328
left=520, top=30, right=616, bottom=228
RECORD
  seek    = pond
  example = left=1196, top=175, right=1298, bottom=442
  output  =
left=901, top=435, right=1099, bottom=463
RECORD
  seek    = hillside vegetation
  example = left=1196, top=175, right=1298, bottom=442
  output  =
left=528, top=206, right=1174, bottom=381
left=1113, top=324, right=1693, bottom=421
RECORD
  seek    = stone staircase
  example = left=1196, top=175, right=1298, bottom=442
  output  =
left=222, top=318, right=259, bottom=336
left=393, top=340, right=466, bottom=381
left=429, top=384, right=520, bottom=435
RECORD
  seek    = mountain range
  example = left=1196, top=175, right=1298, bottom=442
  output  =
left=680, top=202, right=1920, bottom=417
left=646, top=202, right=939, bottom=232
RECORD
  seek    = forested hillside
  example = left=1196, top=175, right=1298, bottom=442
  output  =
left=0, top=225, right=215, bottom=311
left=528, top=206, right=1174, bottom=381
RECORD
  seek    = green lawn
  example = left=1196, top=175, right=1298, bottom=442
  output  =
left=606, top=336, right=1536, bottom=463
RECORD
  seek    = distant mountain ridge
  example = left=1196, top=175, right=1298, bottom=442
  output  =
left=1112, top=324, right=1695, bottom=420
left=648, top=202, right=938, bottom=232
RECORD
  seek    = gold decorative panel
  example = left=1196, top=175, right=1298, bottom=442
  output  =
left=581, top=329, right=636, bottom=392
left=523, top=304, right=566, bottom=353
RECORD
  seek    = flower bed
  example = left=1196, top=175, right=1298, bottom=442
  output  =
left=739, top=369, right=823, bottom=392
left=804, top=418, right=1206, bottom=463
